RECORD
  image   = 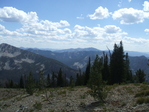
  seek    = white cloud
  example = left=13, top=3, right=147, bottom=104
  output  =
left=112, top=8, right=149, bottom=24
left=144, top=29, right=149, bottom=32
left=0, top=7, right=38, bottom=23
left=143, top=1, right=149, bottom=11
left=76, top=14, right=84, bottom=19
left=0, top=24, right=5, bottom=30
left=0, top=24, right=22, bottom=36
left=20, top=19, right=70, bottom=37
left=59, top=20, right=70, bottom=27
left=128, top=0, right=132, bottom=2
left=124, top=36, right=149, bottom=44
left=118, top=0, right=122, bottom=7
left=1, top=7, right=149, bottom=52
left=88, top=6, right=110, bottom=19
left=72, top=24, right=127, bottom=43
left=104, top=25, right=121, bottom=33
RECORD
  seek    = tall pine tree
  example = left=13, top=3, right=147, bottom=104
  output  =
left=57, top=68, right=64, bottom=87
left=19, top=75, right=24, bottom=88
left=102, top=52, right=110, bottom=82
left=47, top=74, right=51, bottom=87
left=109, top=41, right=125, bottom=84
left=26, top=72, right=35, bottom=95
left=85, top=57, right=91, bottom=85
left=125, top=53, right=133, bottom=82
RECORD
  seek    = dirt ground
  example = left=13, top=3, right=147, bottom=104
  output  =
left=0, top=84, right=149, bottom=112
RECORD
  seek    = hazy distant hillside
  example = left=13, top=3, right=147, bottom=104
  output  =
left=27, top=48, right=149, bottom=75
left=129, top=56, right=149, bottom=74
left=27, top=48, right=103, bottom=70
left=0, top=43, right=77, bottom=83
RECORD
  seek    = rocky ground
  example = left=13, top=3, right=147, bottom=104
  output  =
left=0, top=84, right=149, bottom=112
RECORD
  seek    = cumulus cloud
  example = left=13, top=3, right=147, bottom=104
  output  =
left=72, top=24, right=127, bottom=42
left=124, top=36, right=149, bottom=44
left=19, top=19, right=70, bottom=37
left=0, top=7, right=71, bottom=40
left=104, top=25, right=121, bottom=33
left=88, top=6, right=110, bottom=19
left=143, top=1, right=149, bottom=11
left=112, top=8, right=149, bottom=24
left=0, top=24, right=22, bottom=36
left=0, top=7, right=38, bottom=23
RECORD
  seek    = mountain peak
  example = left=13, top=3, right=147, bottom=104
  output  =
left=0, top=43, right=22, bottom=58
left=0, top=43, right=17, bottom=49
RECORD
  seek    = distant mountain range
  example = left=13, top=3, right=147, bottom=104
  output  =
left=0, top=43, right=77, bottom=83
left=26, top=48, right=149, bottom=76
left=1, top=43, right=149, bottom=83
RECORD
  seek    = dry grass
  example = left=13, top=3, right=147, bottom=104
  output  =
left=0, top=84, right=149, bottom=112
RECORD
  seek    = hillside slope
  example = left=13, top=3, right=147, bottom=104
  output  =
left=0, top=43, right=77, bottom=82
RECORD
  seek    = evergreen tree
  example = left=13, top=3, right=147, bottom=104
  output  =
left=102, top=52, right=110, bottom=82
left=57, top=68, right=64, bottom=87
left=51, top=72, right=56, bottom=87
left=26, top=72, right=35, bottom=95
left=38, top=71, right=46, bottom=90
left=5, top=80, right=14, bottom=88
left=75, top=68, right=85, bottom=86
left=88, top=55, right=107, bottom=103
left=85, top=57, right=91, bottom=85
left=109, top=41, right=125, bottom=84
left=47, top=74, right=51, bottom=87
left=69, top=75, right=75, bottom=88
left=75, top=73, right=79, bottom=86
left=19, top=75, right=24, bottom=88
left=125, top=53, right=133, bottom=82
left=135, top=69, right=146, bottom=83
left=63, top=74, right=69, bottom=87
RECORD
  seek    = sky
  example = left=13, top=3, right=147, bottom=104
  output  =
left=0, top=0, right=149, bottom=52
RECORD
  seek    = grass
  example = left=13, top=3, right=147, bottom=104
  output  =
left=123, top=86, right=134, bottom=94
left=33, top=102, right=42, bottom=110
left=58, top=90, right=66, bottom=95
left=15, top=96, right=22, bottom=101
left=80, top=93, right=87, bottom=99
left=135, top=89, right=149, bottom=97
left=136, top=97, right=149, bottom=104
left=134, top=83, right=149, bottom=105
left=140, top=84, right=149, bottom=91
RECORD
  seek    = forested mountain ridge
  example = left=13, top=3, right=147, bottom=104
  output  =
left=0, top=43, right=77, bottom=83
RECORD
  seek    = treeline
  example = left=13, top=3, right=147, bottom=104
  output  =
left=76, top=41, right=146, bottom=86
left=3, top=68, right=75, bottom=89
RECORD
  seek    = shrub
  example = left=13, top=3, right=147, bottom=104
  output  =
left=33, top=102, right=42, bottom=110
left=136, top=97, right=145, bottom=104
left=135, top=90, right=149, bottom=97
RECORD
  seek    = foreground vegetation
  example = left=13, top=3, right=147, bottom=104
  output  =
left=0, top=83, right=149, bottom=112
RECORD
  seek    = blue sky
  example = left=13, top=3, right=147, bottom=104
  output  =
left=0, top=0, right=149, bottom=52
